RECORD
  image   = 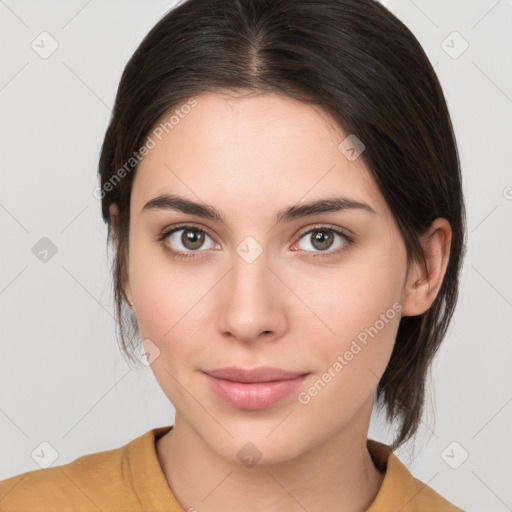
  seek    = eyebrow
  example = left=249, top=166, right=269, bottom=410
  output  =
left=141, top=193, right=376, bottom=224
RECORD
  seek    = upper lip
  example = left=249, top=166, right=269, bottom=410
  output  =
left=203, top=366, right=309, bottom=383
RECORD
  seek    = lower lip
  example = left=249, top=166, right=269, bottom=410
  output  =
left=203, top=373, right=310, bottom=410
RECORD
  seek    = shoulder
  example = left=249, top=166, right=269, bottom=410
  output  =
left=404, top=472, right=465, bottom=511
left=367, top=439, right=465, bottom=511
left=0, top=437, right=138, bottom=511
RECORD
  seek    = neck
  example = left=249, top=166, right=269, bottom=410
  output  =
left=156, top=397, right=384, bottom=512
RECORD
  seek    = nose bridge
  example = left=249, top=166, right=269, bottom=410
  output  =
left=230, top=238, right=270, bottom=305
left=218, top=235, right=282, bottom=339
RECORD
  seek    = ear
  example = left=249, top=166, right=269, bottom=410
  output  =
left=109, top=203, right=133, bottom=304
left=401, top=218, right=452, bottom=317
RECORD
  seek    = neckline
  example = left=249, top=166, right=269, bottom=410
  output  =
left=128, top=425, right=181, bottom=509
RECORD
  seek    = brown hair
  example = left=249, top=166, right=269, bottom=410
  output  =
left=98, top=0, right=466, bottom=450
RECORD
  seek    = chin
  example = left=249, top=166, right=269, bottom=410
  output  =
left=199, top=422, right=314, bottom=468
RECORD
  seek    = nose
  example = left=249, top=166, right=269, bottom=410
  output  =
left=217, top=250, right=287, bottom=344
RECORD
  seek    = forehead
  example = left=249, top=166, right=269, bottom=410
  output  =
left=131, top=91, right=388, bottom=220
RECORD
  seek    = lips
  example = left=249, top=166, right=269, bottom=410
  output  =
left=203, top=366, right=308, bottom=383
left=202, top=366, right=310, bottom=409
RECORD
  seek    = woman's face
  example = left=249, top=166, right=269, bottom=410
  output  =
left=122, top=90, right=411, bottom=463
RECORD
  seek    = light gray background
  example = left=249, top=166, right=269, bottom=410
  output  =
left=1, top=1, right=511, bottom=510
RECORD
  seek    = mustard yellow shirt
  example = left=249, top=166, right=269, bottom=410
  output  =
left=0, top=425, right=463, bottom=511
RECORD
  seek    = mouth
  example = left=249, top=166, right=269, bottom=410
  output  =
left=202, top=366, right=311, bottom=410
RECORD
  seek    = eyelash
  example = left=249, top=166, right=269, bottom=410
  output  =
left=157, top=223, right=355, bottom=260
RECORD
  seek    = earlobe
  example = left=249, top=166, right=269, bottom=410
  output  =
left=401, top=218, right=452, bottom=317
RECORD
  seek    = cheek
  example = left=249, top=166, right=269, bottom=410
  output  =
left=128, top=240, right=215, bottom=399
left=298, top=236, right=407, bottom=372
left=292, top=286, right=402, bottom=431
left=306, top=246, right=404, bottom=327
left=129, top=255, right=205, bottom=406
left=301, top=244, right=406, bottom=405
left=128, top=231, right=205, bottom=338
left=134, top=271, right=204, bottom=346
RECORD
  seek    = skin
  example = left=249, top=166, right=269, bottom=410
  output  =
left=109, top=90, right=451, bottom=512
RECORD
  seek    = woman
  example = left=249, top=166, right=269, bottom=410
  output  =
left=0, top=0, right=466, bottom=510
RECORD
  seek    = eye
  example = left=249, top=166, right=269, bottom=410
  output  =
left=158, top=224, right=219, bottom=259
left=157, top=223, right=354, bottom=260
left=293, top=225, right=354, bottom=258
